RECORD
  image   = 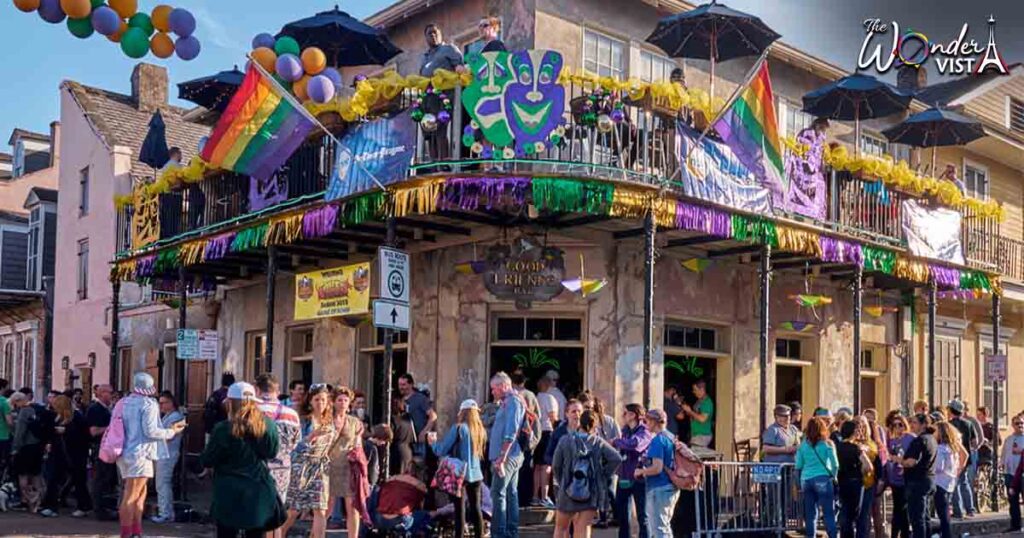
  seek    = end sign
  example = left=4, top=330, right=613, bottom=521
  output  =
left=379, top=247, right=409, bottom=304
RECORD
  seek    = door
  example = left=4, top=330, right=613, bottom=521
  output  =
left=183, top=359, right=209, bottom=455
left=664, top=355, right=718, bottom=445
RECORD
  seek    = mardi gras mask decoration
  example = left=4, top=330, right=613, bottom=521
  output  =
left=505, top=50, right=565, bottom=152
left=463, top=51, right=515, bottom=149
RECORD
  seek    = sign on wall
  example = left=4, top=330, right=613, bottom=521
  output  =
left=176, top=329, right=218, bottom=360
left=294, top=262, right=371, bottom=320
left=985, top=353, right=1007, bottom=383
left=482, top=237, right=565, bottom=309
left=131, top=188, right=160, bottom=249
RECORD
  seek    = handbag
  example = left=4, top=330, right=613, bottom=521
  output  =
left=431, top=427, right=468, bottom=497
left=810, top=441, right=838, bottom=487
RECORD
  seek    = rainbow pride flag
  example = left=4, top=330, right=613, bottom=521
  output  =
left=712, top=60, right=785, bottom=191
left=201, top=66, right=315, bottom=181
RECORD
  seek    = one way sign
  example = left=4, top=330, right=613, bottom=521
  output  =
left=373, top=299, right=410, bottom=331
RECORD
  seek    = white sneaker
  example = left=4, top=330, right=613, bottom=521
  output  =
left=71, top=510, right=88, bottom=518
left=39, top=508, right=58, bottom=518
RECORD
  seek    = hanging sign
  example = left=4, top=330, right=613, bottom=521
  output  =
left=131, top=188, right=160, bottom=249
left=378, top=247, right=410, bottom=304
left=985, top=353, right=1007, bottom=383
left=294, top=262, right=371, bottom=320
left=177, top=329, right=218, bottom=360
left=482, top=237, right=565, bottom=308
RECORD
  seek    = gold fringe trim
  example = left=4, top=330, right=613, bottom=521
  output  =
left=390, top=178, right=447, bottom=218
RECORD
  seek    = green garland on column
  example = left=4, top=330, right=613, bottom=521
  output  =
left=154, top=246, right=180, bottom=274
left=531, top=178, right=613, bottom=214
left=731, top=214, right=778, bottom=247
left=341, top=191, right=386, bottom=227
left=862, top=246, right=895, bottom=274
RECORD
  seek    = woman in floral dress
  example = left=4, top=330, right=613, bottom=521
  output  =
left=327, top=386, right=365, bottom=538
left=280, top=384, right=336, bottom=538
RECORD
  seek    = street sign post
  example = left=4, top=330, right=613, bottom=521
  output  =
left=378, top=247, right=410, bottom=304
left=176, top=329, right=218, bottom=360
left=373, top=299, right=410, bottom=331
left=985, top=353, right=1007, bottom=383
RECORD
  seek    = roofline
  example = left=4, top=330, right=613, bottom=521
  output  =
left=7, top=129, right=51, bottom=147
left=60, top=81, right=114, bottom=153
left=365, top=0, right=439, bottom=28
left=948, top=64, right=1024, bottom=107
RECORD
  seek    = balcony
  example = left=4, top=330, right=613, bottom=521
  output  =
left=114, top=84, right=1012, bottom=282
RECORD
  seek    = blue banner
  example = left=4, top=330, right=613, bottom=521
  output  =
left=326, top=110, right=416, bottom=201
left=677, top=123, right=773, bottom=215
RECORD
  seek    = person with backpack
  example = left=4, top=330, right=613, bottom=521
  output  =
left=578, top=391, right=620, bottom=528
left=551, top=409, right=622, bottom=538
left=429, top=399, right=488, bottom=538
left=635, top=409, right=678, bottom=538
left=795, top=417, right=838, bottom=538
left=200, top=382, right=283, bottom=538
left=612, top=403, right=652, bottom=538
left=204, top=372, right=236, bottom=436
left=9, top=391, right=46, bottom=513
left=117, top=373, right=186, bottom=538
left=39, top=395, right=93, bottom=518
left=488, top=372, right=526, bottom=538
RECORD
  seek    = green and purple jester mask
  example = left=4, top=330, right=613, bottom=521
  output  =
left=462, top=49, right=565, bottom=155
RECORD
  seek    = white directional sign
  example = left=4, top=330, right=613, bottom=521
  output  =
left=378, top=247, right=410, bottom=304
left=986, top=353, right=1007, bottom=383
left=373, top=299, right=410, bottom=331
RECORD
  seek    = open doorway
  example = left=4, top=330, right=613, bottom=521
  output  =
left=490, top=315, right=585, bottom=398
left=774, top=336, right=818, bottom=413
left=356, top=327, right=410, bottom=425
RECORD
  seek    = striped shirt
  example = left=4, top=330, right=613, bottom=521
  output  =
left=258, top=397, right=302, bottom=471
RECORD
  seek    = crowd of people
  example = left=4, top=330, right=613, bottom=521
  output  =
left=789, top=398, right=1024, bottom=538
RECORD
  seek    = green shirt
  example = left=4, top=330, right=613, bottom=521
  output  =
left=690, top=397, right=714, bottom=437
left=0, top=396, right=10, bottom=441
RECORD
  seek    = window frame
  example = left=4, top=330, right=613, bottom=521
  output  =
left=859, top=133, right=888, bottom=158
left=962, top=159, right=990, bottom=200
left=1008, top=96, right=1024, bottom=134
left=778, top=98, right=813, bottom=140
left=26, top=207, right=40, bottom=290
left=582, top=28, right=626, bottom=79
left=78, top=166, right=90, bottom=216
left=76, top=238, right=89, bottom=300
left=637, top=49, right=676, bottom=83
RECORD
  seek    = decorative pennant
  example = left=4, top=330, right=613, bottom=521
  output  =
left=778, top=321, right=816, bottom=332
left=454, top=260, right=488, bottom=275
left=864, top=305, right=898, bottom=318
left=791, top=294, right=832, bottom=307
left=681, top=258, right=713, bottom=273
left=562, top=254, right=608, bottom=298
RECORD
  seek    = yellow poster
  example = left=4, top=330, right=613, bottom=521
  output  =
left=294, top=262, right=371, bottom=320
left=131, top=188, right=160, bottom=249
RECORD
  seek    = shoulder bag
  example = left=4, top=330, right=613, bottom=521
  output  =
left=431, top=426, right=468, bottom=497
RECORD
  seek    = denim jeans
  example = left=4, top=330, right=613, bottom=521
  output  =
left=934, top=487, right=952, bottom=538
left=490, top=453, right=523, bottom=538
left=837, top=480, right=863, bottom=538
left=857, top=485, right=875, bottom=537
left=154, top=458, right=176, bottom=520
left=890, top=485, right=910, bottom=538
left=645, top=485, right=679, bottom=538
left=1007, top=474, right=1022, bottom=530
left=801, top=476, right=837, bottom=538
left=952, top=468, right=975, bottom=517
left=614, top=480, right=648, bottom=538
left=906, top=479, right=934, bottom=538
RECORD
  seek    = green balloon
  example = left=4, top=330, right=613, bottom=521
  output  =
left=274, top=36, right=300, bottom=57
left=120, top=27, right=150, bottom=58
left=68, top=17, right=94, bottom=39
left=128, top=13, right=154, bottom=36
left=89, top=0, right=104, bottom=7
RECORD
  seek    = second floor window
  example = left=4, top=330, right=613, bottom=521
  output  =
left=77, top=239, right=88, bottom=300
left=783, top=102, right=813, bottom=139
left=964, top=163, right=989, bottom=199
left=1009, top=97, right=1024, bottom=134
left=860, top=134, right=887, bottom=158
left=583, top=29, right=625, bottom=79
left=78, top=167, right=89, bottom=216
left=638, top=50, right=675, bottom=83
left=27, top=208, right=40, bottom=291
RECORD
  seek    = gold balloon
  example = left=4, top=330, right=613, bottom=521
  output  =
left=107, top=21, right=128, bottom=43
left=597, top=113, right=614, bottom=133
left=151, top=5, right=172, bottom=32
left=13, top=0, right=40, bottom=13
left=300, top=47, right=327, bottom=76
left=60, top=0, right=91, bottom=18
left=251, top=47, right=277, bottom=74
left=109, top=0, right=137, bottom=19
left=293, top=75, right=311, bottom=102
left=150, top=32, right=174, bottom=59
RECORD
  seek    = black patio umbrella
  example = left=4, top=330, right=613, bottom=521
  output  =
left=882, top=106, right=986, bottom=174
left=138, top=111, right=170, bottom=170
left=646, top=1, right=781, bottom=97
left=802, top=74, right=913, bottom=156
left=178, top=67, right=245, bottom=112
left=277, top=6, right=402, bottom=67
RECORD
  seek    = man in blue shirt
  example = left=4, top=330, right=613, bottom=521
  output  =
left=489, top=372, right=525, bottom=538
left=634, top=409, right=678, bottom=537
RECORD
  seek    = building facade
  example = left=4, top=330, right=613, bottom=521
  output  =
left=102, top=0, right=1024, bottom=456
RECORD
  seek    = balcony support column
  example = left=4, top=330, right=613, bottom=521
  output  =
left=759, top=244, right=771, bottom=436
left=267, top=246, right=278, bottom=383
left=642, top=210, right=655, bottom=409
left=990, top=292, right=1001, bottom=512
left=927, top=279, right=937, bottom=408
left=853, top=263, right=863, bottom=413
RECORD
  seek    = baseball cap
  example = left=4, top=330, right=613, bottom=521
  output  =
left=459, top=399, right=479, bottom=411
left=227, top=381, right=256, bottom=401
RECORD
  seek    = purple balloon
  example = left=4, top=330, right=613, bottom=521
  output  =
left=320, top=67, right=343, bottom=90
left=175, top=35, right=201, bottom=61
left=275, top=54, right=304, bottom=82
left=251, top=32, right=275, bottom=50
left=307, top=75, right=336, bottom=104
left=168, top=8, right=196, bottom=38
left=91, top=5, right=120, bottom=35
left=38, top=0, right=65, bottom=24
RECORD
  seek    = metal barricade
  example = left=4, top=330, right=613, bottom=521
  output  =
left=692, top=462, right=803, bottom=537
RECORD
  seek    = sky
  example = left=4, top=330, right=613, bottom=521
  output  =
left=0, top=0, right=1021, bottom=143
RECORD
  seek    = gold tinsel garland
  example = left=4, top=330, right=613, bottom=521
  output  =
left=776, top=226, right=823, bottom=258
left=390, top=178, right=447, bottom=218
left=304, top=69, right=473, bottom=122
left=265, top=213, right=304, bottom=245
left=894, top=257, right=931, bottom=284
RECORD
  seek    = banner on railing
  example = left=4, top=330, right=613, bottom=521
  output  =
left=778, top=127, right=827, bottom=220
left=131, top=188, right=160, bottom=249
left=294, top=262, right=371, bottom=320
left=902, top=199, right=964, bottom=264
left=326, top=110, right=416, bottom=201
left=249, top=174, right=288, bottom=212
left=677, top=123, right=773, bottom=215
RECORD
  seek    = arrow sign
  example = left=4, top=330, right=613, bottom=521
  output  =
left=373, top=299, right=410, bottom=331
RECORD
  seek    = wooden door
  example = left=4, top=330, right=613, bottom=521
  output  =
left=183, top=359, right=209, bottom=455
